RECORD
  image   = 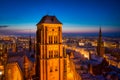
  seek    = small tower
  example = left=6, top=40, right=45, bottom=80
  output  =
left=23, top=55, right=29, bottom=80
left=29, top=35, right=32, bottom=52
left=97, top=27, right=104, bottom=57
left=34, top=38, right=36, bottom=54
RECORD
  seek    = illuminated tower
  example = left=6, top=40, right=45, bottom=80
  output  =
left=36, top=15, right=67, bottom=80
left=97, top=27, right=104, bottom=57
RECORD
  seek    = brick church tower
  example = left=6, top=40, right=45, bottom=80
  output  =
left=36, top=15, right=67, bottom=80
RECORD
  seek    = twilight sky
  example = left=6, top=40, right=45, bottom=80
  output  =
left=0, top=0, right=120, bottom=33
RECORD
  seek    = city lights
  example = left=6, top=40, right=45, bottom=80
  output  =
left=0, top=0, right=120, bottom=80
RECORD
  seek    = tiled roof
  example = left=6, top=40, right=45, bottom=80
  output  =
left=37, top=15, right=62, bottom=25
left=7, top=52, right=35, bottom=72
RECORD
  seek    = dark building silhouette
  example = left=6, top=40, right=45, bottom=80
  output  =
left=29, top=35, right=32, bottom=52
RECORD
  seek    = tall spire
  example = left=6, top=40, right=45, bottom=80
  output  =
left=29, top=29, right=32, bottom=52
left=29, top=35, right=32, bottom=52
left=99, top=26, right=102, bottom=47
left=99, top=26, right=102, bottom=37
left=97, top=26, right=104, bottom=57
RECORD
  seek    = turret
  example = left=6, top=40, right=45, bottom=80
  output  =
left=23, top=55, right=29, bottom=80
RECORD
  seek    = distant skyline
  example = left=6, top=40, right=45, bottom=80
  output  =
left=0, top=0, right=120, bottom=34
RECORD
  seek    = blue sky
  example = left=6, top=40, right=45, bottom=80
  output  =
left=0, top=0, right=120, bottom=33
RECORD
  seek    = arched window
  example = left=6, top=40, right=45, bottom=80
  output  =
left=54, top=36, right=58, bottom=44
left=49, top=36, right=53, bottom=44
left=54, top=51, right=58, bottom=58
left=49, top=51, right=53, bottom=58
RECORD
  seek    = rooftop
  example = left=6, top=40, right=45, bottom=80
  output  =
left=37, top=15, right=62, bottom=25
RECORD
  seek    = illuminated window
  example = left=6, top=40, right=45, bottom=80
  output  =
left=54, top=51, right=58, bottom=58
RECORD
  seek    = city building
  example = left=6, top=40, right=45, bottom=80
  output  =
left=0, top=36, right=36, bottom=80
left=0, top=42, right=7, bottom=80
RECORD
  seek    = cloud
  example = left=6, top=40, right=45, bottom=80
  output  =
left=0, top=25, right=8, bottom=28
left=0, top=28, right=36, bottom=35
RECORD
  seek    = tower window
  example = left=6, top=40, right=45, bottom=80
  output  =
left=49, top=36, right=50, bottom=43
left=49, top=36, right=53, bottom=44
left=55, top=66, right=58, bottom=71
left=54, top=51, right=58, bottom=58
left=59, top=27, right=61, bottom=31
left=49, top=51, right=53, bottom=58
left=50, top=67, right=53, bottom=72
left=54, top=36, right=58, bottom=44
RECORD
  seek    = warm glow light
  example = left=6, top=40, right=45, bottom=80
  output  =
left=0, top=71, right=2, bottom=75
left=67, top=73, right=74, bottom=79
left=84, top=54, right=88, bottom=58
